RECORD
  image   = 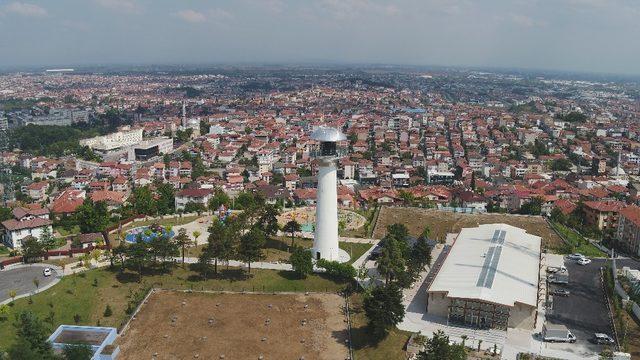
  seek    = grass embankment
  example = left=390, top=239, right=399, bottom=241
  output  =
left=603, top=265, right=640, bottom=357
left=550, top=222, right=606, bottom=257
left=349, top=293, right=411, bottom=360
left=0, top=265, right=350, bottom=350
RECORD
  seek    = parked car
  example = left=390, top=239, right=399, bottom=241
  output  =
left=548, top=273, right=569, bottom=284
left=577, top=258, right=592, bottom=266
left=542, top=324, right=576, bottom=343
left=43, top=268, right=53, bottom=277
left=546, top=265, right=567, bottom=273
left=550, top=289, right=570, bottom=297
left=591, top=333, right=615, bottom=345
left=567, top=253, right=585, bottom=260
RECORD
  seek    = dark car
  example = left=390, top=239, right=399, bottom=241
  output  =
left=550, top=289, right=570, bottom=297
left=591, top=333, right=615, bottom=345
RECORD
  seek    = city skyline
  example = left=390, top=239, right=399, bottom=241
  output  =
left=1, top=0, right=640, bottom=75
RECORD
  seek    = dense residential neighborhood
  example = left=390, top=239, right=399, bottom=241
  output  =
left=0, top=66, right=639, bottom=360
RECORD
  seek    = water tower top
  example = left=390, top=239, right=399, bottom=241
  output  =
left=311, top=126, right=346, bottom=143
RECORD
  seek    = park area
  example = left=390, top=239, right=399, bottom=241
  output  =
left=373, top=206, right=565, bottom=251
left=0, top=265, right=352, bottom=351
left=116, top=290, right=349, bottom=359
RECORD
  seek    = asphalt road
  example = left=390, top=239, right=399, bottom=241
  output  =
left=546, top=258, right=613, bottom=352
left=0, top=265, right=59, bottom=302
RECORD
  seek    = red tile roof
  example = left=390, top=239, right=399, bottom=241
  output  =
left=620, top=205, right=640, bottom=227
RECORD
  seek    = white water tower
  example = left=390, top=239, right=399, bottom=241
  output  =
left=311, top=126, right=350, bottom=262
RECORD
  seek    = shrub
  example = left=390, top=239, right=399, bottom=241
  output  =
left=103, top=305, right=113, bottom=317
left=316, top=259, right=356, bottom=281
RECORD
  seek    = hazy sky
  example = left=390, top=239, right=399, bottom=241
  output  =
left=0, top=0, right=639, bottom=74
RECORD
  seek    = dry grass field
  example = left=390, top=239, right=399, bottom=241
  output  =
left=117, top=290, right=349, bottom=360
left=373, top=206, right=564, bottom=251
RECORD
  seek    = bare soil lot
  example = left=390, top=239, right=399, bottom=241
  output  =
left=374, top=206, right=563, bottom=250
left=117, top=290, right=349, bottom=360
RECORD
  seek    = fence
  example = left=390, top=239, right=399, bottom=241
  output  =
left=0, top=244, right=110, bottom=270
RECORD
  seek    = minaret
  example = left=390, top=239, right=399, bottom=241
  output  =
left=182, top=101, right=187, bottom=128
left=311, top=126, right=348, bottom=262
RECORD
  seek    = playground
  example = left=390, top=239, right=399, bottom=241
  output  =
left=124, top=224, right=175, bottom=243
left=278, top=207, right=366, bottom=233
left=116, top=290, right=349, bottom=360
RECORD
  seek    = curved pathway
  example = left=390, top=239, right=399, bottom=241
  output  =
left=0, top=263, right=63, bottom=305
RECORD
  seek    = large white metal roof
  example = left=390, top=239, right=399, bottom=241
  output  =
left=311, top=126, right=346, bottom=142
left=428, top=223, right=541, bottom=308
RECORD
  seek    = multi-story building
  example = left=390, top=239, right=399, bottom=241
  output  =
left=1, top=207, right=53, bottom=248
left=80, top=127, right=144, bottom=153
left=617, top=205, right=640, bottom=256
left=583, top=201, right=625, bottom=231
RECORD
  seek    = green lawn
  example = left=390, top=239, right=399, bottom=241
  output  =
left=54, top=225, right=80, bottom=237
left=350, top=293, right=411, bottom=360
left=0, top=265, right=350, bottom=350
left=550, top=222, right=606, bottom=257
left=340, top=242, right=373, bottom=265
left=0, top=245, right=9, bottom=255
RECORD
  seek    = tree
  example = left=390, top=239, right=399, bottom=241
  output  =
left=76, top=198, right=110, bottom=233
left=126, top=239, right=151, bottom=282
left=420, top=226, right=431, bottom=240
left=201, top=218, right=238, bottom=276
left=183, top=202, right=206, bottom=215
left=0, top=207, right=12, bottom=222
left=155, top=183, right=176, bottom=215
left=10, top=311, right=55, bottom=359
left=174, top=228, right=191, bottom=267
left=551, top=158, right=572, bottom=172
left=258, top=204, right=280, bottom=237
left=386, top=223, right=409, bottom=242
left=8, top=290, right=17, bottom=303
left=238, top=227, right=266, bottom=274
left=190, top=154, right=206, bottom=180
left=417, top=330, right=467, bottom=360
left=283, top=220, right=302, bottom=249
left=148, top=235, right=178, bottom=270
left=21, top=237, right=45, bottom=264
left=131, top=186, right=155, bottom=215
left=62, top=343, right=94, bottom=360
left=376, top=236, right=406, bottom=284
left=103, top=304, right=112, bottom=317
left=39, top=226, right=56, bottom=251
left=0, top=304, right=10, bottom=321
left=290, top=247, right=313, bottom=278
left=208, top=188, right=230, bottom=211
left=192, top=230, right=201, bottom=245
left=363, top=284, right=405, bottom=338
left=410, top=236, right=433, bottom=271
left=550, top=207, right=566, bottom=223
left=520, top=197, right=543, bottom=215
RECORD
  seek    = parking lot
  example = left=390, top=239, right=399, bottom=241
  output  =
left=0, top=264, right=60, bottom=303
left=545, top=258, right=614, bottom=355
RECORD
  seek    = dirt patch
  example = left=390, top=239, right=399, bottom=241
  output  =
left=374, top=206, right=563, bottom=250
left=116, top=290, right=349, bottom=360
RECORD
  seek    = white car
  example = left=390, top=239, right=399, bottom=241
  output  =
left=567, top=253, right=584, bottom=260
left=42, top=268, right=53, bottom=277
left=577, top=258, right=591, bottom=266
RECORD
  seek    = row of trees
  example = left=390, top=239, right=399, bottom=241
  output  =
left=198, top=199, right=279, bottom=277
left=363, top=224, right=433, bottom=337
